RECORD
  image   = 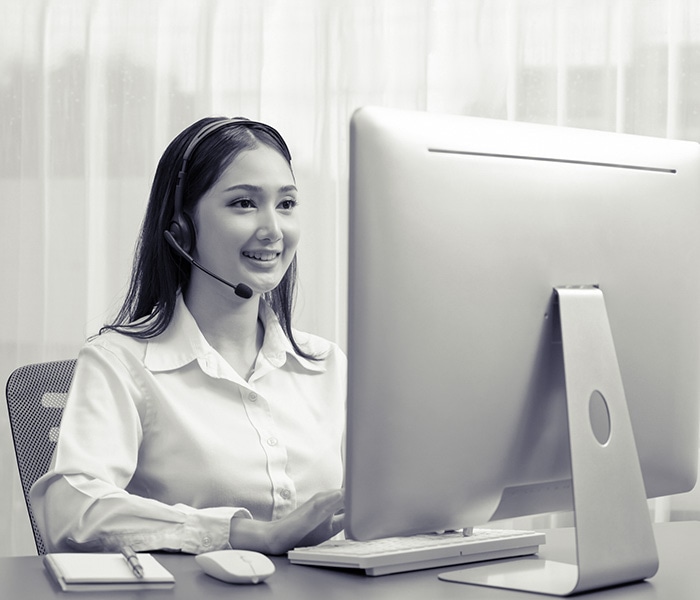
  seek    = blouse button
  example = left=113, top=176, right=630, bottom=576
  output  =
left=202, top=536, right=212, bottom=547
left=248, top=392, right=258, bottom=402
left=280, top=489, right=292, bottom=500
left=267, top=437, right=278, bottom=446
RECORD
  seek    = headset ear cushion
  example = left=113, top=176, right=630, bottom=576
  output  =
left=168, top=212, right=196, bottom=254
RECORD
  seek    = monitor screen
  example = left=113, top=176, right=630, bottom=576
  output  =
left=345, top=106, right=700, bottom=545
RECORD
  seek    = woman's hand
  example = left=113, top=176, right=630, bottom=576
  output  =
left=228, top=489, right=344, bottom=555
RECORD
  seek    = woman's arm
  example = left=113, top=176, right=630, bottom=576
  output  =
left=32, top=472, right=247, bottom=553
left=29, top=342, right=247, bottom=554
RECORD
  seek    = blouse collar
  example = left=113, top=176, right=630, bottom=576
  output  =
left=144, top=294, right=327, bottom=375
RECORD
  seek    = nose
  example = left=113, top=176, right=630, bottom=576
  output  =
left=256, top=206, right=283, bottom=243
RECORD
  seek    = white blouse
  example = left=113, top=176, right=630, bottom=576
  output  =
left=30, top=296, right=346, bottom=554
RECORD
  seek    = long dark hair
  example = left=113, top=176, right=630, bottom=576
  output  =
left=101, top=117, right=318, bottom=360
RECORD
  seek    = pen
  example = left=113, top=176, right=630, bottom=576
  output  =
left=120, top=545, right=144, bottom=579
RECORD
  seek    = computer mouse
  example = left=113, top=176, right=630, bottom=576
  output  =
left=195, top=549, right=276, bottom=584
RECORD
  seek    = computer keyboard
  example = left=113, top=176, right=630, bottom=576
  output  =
left=288, top=528, right=546, bottom=576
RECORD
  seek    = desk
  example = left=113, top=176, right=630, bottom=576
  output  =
left=1, top=522, right=696, bottom=599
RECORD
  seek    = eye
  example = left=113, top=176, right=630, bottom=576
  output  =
left=231, top=198, right=256, bottom=209
left=278, top=199, right=298, bottom=211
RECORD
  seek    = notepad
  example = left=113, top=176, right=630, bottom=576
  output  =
left=44, top=552, right=175, bottom=592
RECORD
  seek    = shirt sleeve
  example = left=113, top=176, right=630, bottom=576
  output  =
left=29, top=342, right=251, bottom=554
left=31, top=473, right=250, bottom=553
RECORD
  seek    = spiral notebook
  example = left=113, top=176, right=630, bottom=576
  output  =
left=43, top=552, right=175, bottom=592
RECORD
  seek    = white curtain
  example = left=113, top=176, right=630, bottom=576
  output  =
left=1, top=0, right=699, bottom=556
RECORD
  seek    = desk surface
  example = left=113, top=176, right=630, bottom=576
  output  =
left=1, top=522, right=696, bottom=599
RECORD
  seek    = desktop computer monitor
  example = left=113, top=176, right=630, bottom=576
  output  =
left=345, top=106, right=700, bottom=594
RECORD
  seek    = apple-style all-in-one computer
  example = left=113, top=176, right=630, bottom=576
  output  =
left=341, top=107, right=700, bottom=595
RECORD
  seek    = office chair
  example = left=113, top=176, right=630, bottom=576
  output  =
left=5, top=359, right=76, bottom=555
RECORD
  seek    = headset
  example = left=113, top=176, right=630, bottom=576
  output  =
left=163, top=118, right=291, bottom=300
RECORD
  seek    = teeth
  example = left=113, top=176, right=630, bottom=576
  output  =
left=243, top=251, right=278, bottom=261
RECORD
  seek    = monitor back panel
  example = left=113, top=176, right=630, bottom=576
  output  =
left=346, top=107, right=700, bottom=541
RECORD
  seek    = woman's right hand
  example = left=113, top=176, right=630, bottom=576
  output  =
left=228, top=489, right=344, bottom=555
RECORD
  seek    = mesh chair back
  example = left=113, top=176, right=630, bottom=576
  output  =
left=5, top=359, right=76, bottom=555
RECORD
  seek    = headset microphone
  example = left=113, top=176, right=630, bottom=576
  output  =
left=164, top=230, right=254, bottom=299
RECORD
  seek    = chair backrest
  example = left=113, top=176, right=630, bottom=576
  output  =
left=5, top=359, right=76, bottom=555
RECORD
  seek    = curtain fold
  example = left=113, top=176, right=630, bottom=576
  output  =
left=2, top=0, right=699, bottom=556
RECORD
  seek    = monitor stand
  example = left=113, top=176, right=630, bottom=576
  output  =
left=439, top=286, right=659, bottom=596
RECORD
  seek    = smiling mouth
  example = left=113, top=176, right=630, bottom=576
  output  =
left=242, top=250, right=281, bottom=262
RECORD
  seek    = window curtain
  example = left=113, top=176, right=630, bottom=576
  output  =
left=1, top=0, right=698, bottom=556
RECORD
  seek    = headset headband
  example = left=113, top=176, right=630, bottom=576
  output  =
left=173, top=118, right=291, bottom=216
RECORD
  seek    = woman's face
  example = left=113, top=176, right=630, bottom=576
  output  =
left=191, top=144, right=301, bottom=297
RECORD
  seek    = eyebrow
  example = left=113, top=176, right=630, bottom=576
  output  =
left=223, top=184, right=298, bottom=194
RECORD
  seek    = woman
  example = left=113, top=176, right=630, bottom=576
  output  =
left=30, top=117, right=346, bottom=555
